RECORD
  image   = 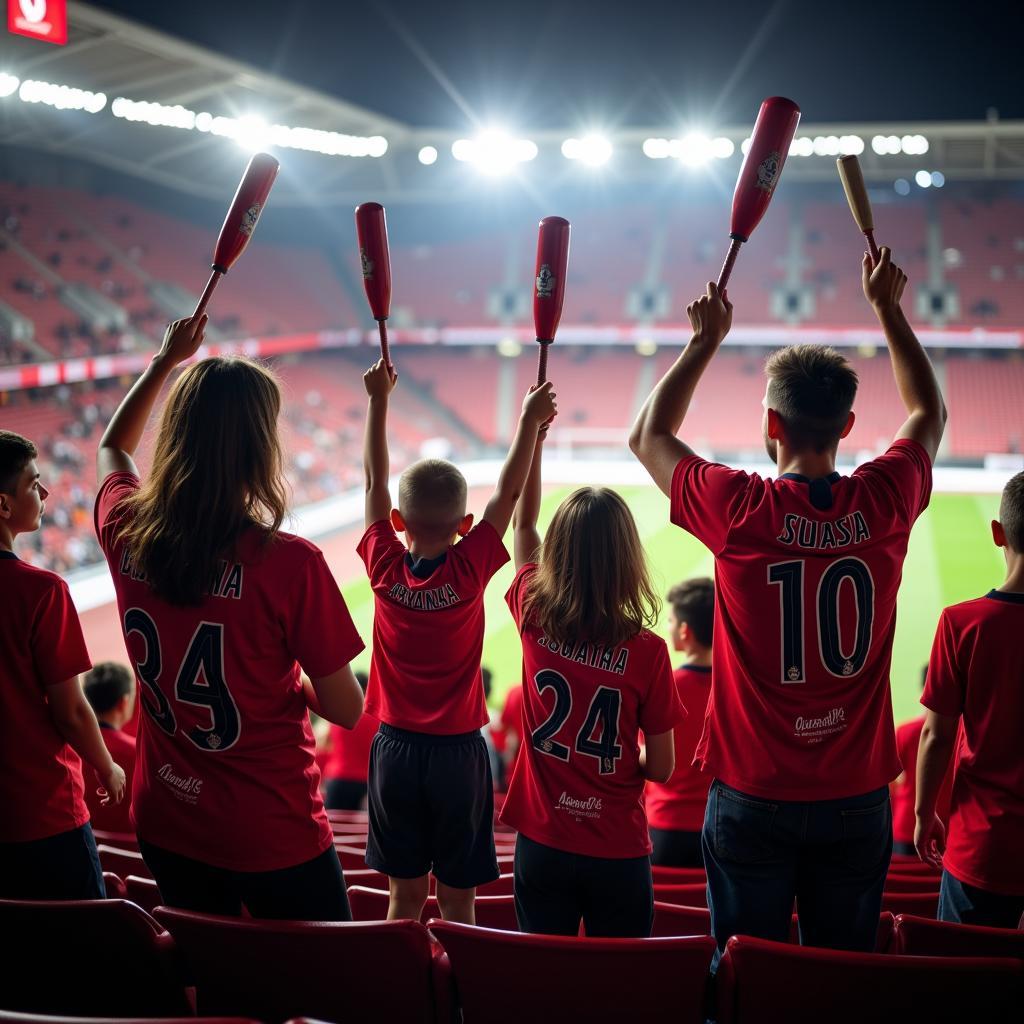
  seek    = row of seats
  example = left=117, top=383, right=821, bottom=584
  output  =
left=1, top=896, right=1020, bottom=1022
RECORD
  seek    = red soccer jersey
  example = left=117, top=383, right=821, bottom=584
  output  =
left=922, top=591, right=1024, bottom=896
left=84, top=725, right=137, bottom=835
left=95, top=472, right=364, bottom=872
left=645, top=665, right=713, bottom=832
left=890, top=714, right=954, bottom=846
left=358, top=519, right=509, bottom=734
left=499, top=565, right=683, bottom=858
left=498, top=683, right=525, bottom=767
left=672, top=440, right=932, bottom=801
left=322, top=715, right=379, bottom=783
left=0, top=551, right=92, bottom=843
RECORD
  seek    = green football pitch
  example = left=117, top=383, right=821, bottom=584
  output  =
left=336, top=487, right=1005, bottom=726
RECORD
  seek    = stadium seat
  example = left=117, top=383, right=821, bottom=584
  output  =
left=97, top=843, right=151, bottom=879
left=652, top=882, right=708, bottom=907
left=0, top=899, right=190, bottom=1016
left=651, top=866, right=707, bottom=885
left=883, top=873, right=946, bottom=893
left=428, top=920, right=715, bottom=1024
left=102, top=872, right=126, bottom=899
left=347, top=886, right=520, bottom=931
left=880, top=890, right=939, bottom=917
left=125, top=874, right=162, bottom=915
left=0, top=1016, right=256, bottom=1024
left=91, top=829, right=139, bottom=850
left=153, top=907, right=437, bottom=1023
left=892, top=914, right=1024, bottom=958
left=332, top=844, right=368, bottom=871
left=715, top=935, right=1023, bottom=1021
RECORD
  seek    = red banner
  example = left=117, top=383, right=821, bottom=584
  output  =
left=7, top=0, right=66, bottom=45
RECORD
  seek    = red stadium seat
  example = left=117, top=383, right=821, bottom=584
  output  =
left=0, top=899, right=190, bottom=1017
left=154, top=907, right=437, bottom=1023
left=651, top=866, right=707, bottom=885
left=91, top=830, right=140, bottom=850
left=892, top=914, right=1024, bottom=958
left=102, top=872, right=126, bottom=899
left=716, top=935, right=1023, bottom=1021
left=97, top=843, right=151, bottom=880
left=428, top=919, right=715, bottom=1024
left=880, top=890, right=940, bottom=917
left=0, top=1016, right=256, bottom=1024
left=883, top=873, right=946, bottom=893
left=652, top=882, right=708, bottom=907
left=125, top=874, right=162, bottom=915
left=347, top=885, right=520, bottom=931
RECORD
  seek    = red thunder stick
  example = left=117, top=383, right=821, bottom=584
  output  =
left=193, top=152, right=280, bottom=319
left=717, top=96, right=801, bottom=291
left=354, top=202, right=394, bottom=374
left=836, top=154, right=881, bottom=264
left=533, top=216, right=570, bottom=386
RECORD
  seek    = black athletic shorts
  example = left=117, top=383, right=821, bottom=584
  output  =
left=366, top=724, right=498, bottom=889
left=650, top=827, right=705, bottom=868
left=514, top=833, right=654, bottom=937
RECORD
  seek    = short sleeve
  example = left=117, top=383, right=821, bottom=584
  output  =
left=357, top=520, right=406, bottom=587
left=451, top=520, right=510, bottom=588
left=93, top=471, right=140, bottom=558
left=504, top=563, right=538, bottom=629
left=32, top=579, right=91, bottom=688
left=285, top=549, right=365, bottom=678
left=854, top=439, right=932, bottom=527
left=670, top=455, right=751, bottom=556
left=638, top=639, right=685, bottom=736
left=921, top=610, right=965, bottom=717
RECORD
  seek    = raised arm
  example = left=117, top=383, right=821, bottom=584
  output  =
left=97, top=315, right=207, bottom=482
left=363, top=359, right=396, bottom=528
left=482, top=382, right=557, bottom=538
left=863, top=247, right=947, bottom=462
left=914, top=708, right=959, bottom=867
left=512, top=425, right=547, bottom=569
left=629, top=282, right=733, bottom=496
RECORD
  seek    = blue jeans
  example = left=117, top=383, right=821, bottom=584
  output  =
left=939, top=869, right=1024, bottom=929
left=0, top=823, right=105, bottom=900
left=702, top=780, right=891, bottom=962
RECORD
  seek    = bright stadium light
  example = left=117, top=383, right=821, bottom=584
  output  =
left=112, top=97, right=196, bottom=129
left=635, top=338, right=658, bottom=357
left=741, top=137, right=752, bottom=155
left=839, top=135, right=865, bottom=155
left=497, top=336, right=522, bottom=358
left=915, top=169, right=932, bottom=188
left=418, top=145, right=438, bottom=165
left=711, top=136, right=735, bottom=158
left=642, top=138, right=670, bottom=159
left=931, top=170, right=945, bottom=188
left=451, top=131, right=537, bottom=175
left=0, top=72, right=20, bottom=98
left=562, top=134, right=613, bottom=166
left=18, top=78, right=106, bottom=113
left=902, top=134, right=929, bottom=155
left=791, top=136, right=814, bottom=157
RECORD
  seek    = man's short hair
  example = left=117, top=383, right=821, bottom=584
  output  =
left=0, top=431, right=37, bottom=495
left=667, top=577, right=715, bottom=649
left=765, top=345, right=859, bottom=453
left=398, top=459, right=468, bottom=539
left=1000, top=471, right=1024, bottom=554
left=84, top=662, right=134, bottom=714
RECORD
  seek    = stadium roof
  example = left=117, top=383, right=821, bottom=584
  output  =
left=1, top=3, right=1023, bottom=206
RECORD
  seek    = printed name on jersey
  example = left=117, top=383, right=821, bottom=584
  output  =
left=118, top=550, right=244, bottom=600
left=387, top=581, right=461, bottom=610
left=535, top=634, right=630, bottom=675
left=776, top=510, right=871, bottom=550
left=794, top=706, right=847, bottom=742
left=157, top=762, right=203, bottom=803
left=556, top=790, right=603, bottom=820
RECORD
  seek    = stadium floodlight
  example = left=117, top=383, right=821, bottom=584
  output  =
left=902, top=134, right=929, bottom=155
left=451, top=131, right=538, bottom=175
left=839, top=135, right=865, bottom=155
left=232, top=115, right=271, bottom=152
left=497, top=336, right=522, bottom=358
left=676, top=132, right=714, bottom=166
left=418, top=145, right=439, bottom=165
left=711, top=136, right=735, bottom=158
left=112, top=97, right=196, bottom=130
left=740, top=137, right=752, bottom=155
left=642, top=138, right=670, bottom=159
left=18, top=79, right=106, bottom=113
left=872, top=134, right=903, bottom=155
left=790, top=136, right=814, bottom=157
left=0, top=72, right=20, bottom=98
left=894, top=178, right=911, bottom=195
left=562, top=134, right=613, bottom=167
left=931, top=170, right=945, bottom=188
left=635, top=338, right=658, bottom=357
left=915, top=169, right=932, bottom=188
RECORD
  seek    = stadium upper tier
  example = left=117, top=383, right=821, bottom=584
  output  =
left=1, top=181, right=1023, bottom=365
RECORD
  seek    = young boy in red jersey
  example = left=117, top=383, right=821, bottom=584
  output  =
left=631, top=247, right=946, bottom=957
left=83, top=662, right=137, bottom=834
left=360, top=359, right=556, bottom=924
left=322, top=672, right=377, bottom=810
left=915, top=471, right=1024, bottom=927
left=646, top=578, right=715, bottom=868
left=0, top=431, right=126, bottom=899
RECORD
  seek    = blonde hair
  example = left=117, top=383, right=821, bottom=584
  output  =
left=116, top=357, right=287, bottom=606
left=522, top=487, right=660, bottom=647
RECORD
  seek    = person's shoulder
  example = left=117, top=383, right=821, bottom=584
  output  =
left=631, top=628, right=671, bottom=656
left=852, top=439, right=931, bottom=480
left=257, top=530, right=326, bottom=574
left=8, top=557, right=69, bottom=597
left=946, top=592, right=1020, bottom=626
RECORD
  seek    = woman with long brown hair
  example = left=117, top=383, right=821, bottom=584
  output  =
left=498, top=412, right=683, bottom=937
left=94, top=315, right=365, bottom=919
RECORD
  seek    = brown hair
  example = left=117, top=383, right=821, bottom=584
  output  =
left=522, top=487, right=660, bottom=647
left=398, top=458, right=467, bottom=539
left=116, top=357, right=287, bottom=606
left=0, top=431, right=37, bottom=494
left=667, top=577, right=715, bottom=649
left=765, top=345, right=859, bottom=452
left=1000, top=470, right=1024, bottom=553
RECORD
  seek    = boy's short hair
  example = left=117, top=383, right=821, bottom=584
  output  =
left=84, top=661, right=134, bottom=714
left=398, top=459, right=468, bottom=539
left=0, top=431, right=37, bottom=495
left=1000, top=471, right=1024, bottom=553
left=667, top=577, right=715, bottom=649
left=765, top=345, right=859, bottom=453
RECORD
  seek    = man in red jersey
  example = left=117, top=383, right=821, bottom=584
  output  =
left=916, top=471, right=1024, bottom=927
left=83, top=662, right=138, bottom=834
left=630, top=248, right=946, bottom=957
left=0, top=432, right=126, bottom=899
left=360, top=359, right=555, bottom=925
left=646, top=578, right=715, bottom=868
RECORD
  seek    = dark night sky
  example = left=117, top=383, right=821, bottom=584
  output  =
left=92, top=0, right=1024, bottom=128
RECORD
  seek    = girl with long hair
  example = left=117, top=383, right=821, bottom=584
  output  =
left=499, top=413, right=683, bottom=937
left=94, top=316, right=365, bottom=919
